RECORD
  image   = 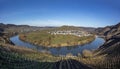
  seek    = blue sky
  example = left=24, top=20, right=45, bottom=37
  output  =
left=0, top=0, right=120, bottom=27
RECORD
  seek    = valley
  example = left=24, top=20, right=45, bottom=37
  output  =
left=0, top=23, right=120, bottom=69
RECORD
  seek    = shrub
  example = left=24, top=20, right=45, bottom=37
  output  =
left=82, top=49, right=93, bottom=58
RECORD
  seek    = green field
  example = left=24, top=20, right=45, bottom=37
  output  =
left=19, top=31, right=95, bottom=47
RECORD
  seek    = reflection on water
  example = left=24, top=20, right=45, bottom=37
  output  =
left=10, top=35, right=105, bottom=56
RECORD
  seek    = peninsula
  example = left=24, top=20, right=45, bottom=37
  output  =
left=19, top=26, right=95, bottom=47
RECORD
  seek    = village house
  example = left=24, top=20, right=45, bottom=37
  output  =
left=48, top=30, right=91, bottom=37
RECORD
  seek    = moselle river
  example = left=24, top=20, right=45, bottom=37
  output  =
left=10, top=35, right=105, bottom=56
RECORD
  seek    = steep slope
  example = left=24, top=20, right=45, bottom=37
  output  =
left=53, top=59, right=92, bottom=69
left=96, top=23, right=120, bottom=56
left=0, top=46, right=55, bottom=69
left=93, top=23, right=120, bottom=69
left=0, top=44, right=94, bottom=69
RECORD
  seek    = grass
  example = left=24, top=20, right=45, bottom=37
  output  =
left=0, top=44, right=60, bottom=62
left=19, top=31, right=95, bottom=47
left=0, top=48, right=55, bottom=69
left=1, top=43, right=120, bottom=69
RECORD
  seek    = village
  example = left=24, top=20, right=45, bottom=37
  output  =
left=48, top=30, right=92, bottom=37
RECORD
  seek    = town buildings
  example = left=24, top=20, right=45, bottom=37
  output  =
left=48, top=30, right=91, bottom=37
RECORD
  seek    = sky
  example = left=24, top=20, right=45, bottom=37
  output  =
left=0, top=0, right=120, bottom=27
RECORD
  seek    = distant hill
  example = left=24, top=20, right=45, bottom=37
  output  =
left=0, top=23, right=96, bottom=34
left=0, top=23, right=30, bottom=28
left=78, top=27, right=96, bottom=33
left=0, top=23, right=55, bottom=33
left=49, top=25, right=96, bottom=34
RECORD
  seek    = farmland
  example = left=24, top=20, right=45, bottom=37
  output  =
left=19, top=30, right=95, bottom=47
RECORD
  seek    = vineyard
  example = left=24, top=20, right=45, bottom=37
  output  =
left=0, top=44, right=92, bottom=69
left=0, top=43, right=120, bottom=69
left=0, top=48, right=54, bottom=69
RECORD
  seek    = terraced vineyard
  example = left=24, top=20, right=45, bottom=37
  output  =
left=0, top=45, right=92, bottom=69
left=0, top=52, right=92, bottom=69
left=0, top=46, right=54, bottom=69
left=53, top=59, right=92, bottom=69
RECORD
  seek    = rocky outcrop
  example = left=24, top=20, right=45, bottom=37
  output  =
left=96, top=23, right=120, bottom=56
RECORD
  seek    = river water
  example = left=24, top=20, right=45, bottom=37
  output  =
left=10, top=35, right=105, bottom=56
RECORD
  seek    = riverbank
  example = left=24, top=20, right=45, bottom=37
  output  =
left=10, top=35, right=105, bottom=56
left=19, top=31, right=95, bottom=47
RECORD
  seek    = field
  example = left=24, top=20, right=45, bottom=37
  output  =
left=19, top=31, right=95, bottom=47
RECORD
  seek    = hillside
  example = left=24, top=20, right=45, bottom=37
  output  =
left=0, top=43, right=93, bottom=69
left=96, top=23, right=120, bottom=56
left=95, top=23, right=120, bottom=39
left=93, top=23, right=120, bottom=68
left=0, top=44, right=56, bottom=69
left=0, top=23, right=55, bottom=34
left=50, top=26, right=95, bottom=33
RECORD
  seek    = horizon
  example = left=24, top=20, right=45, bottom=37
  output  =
left=1, top=0, right=120, bottom=27
left=1, top=22, right=118, bottom=28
